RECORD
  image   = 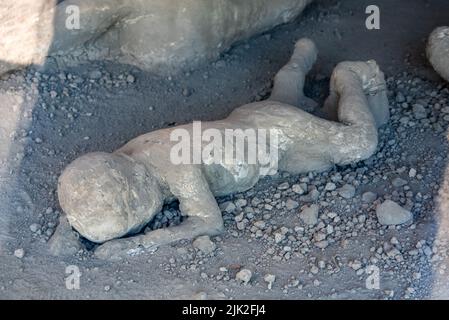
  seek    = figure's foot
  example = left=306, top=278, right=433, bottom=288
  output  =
left=335, top=60, right=386, bottom=95
left=333, top=60, right=389, bottom=127
left=269, top=38, right=318, bottom=108
left=292, top=38, right=318, bottom=72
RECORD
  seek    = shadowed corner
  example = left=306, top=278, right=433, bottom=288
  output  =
left=0, top=0, right=58, bottom=253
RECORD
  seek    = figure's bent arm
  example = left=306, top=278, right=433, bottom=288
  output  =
left=94, top=166, right=224, bottom=260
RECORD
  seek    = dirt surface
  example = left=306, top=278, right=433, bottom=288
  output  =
left=1, top=0, right=449, bottom=299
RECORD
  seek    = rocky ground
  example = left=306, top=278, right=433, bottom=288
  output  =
left=1, top=0, right=449, bottom=299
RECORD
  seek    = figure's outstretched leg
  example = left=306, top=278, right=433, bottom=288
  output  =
left=328, top=60, right=389, bottom=165
left=269, top=38, right=318, bottom=111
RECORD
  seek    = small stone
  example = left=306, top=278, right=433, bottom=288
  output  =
left=14, top=248, right=25, bottom=259
left=292, top=184, right=305, bottom=195
left=182, top=88, right=192, bottom=97
left=338, top=184, right=355, bottom=199
left=219, top=201, right=236, bottom=214
left=48, top=215, right=83, bottom=257
left=396, top=92, right=405, bottom=103
left=412, top=104, right=427, bottom=119
left=264, top=274, right=276, bottom=290
left=315, top=240, right=329, bottom=249
left=392, top=177, right=407, bottom=188
left=278, top=182, right=290, bottom=190
left=29, top=223, right=40, bottom=233
left=376, top=200, right=413, bottom=225
left=126, top=75, right=135, bottom=83
left=236, top=269, right=252, bottom=285
left=351, top=260, right=362, bottom=271
left=192, top=235, right=216, bottom=254
left=274, top=233, right=285, bottom=243
left=285, top=199, right=299, bottom=210
left=390, top=237, right=399, bottom=245
left=104, top=285, right=111, bottom=292
left=235, top=199, right=247, bottom=208
left=299, top=204, right=319, bottom=226
left=89, top=70, right=102, bottom=79
left=409, top=168, right=417, bottom=178
left=310, top=265, right=319, bottom=274
left=324, top=182, right=337, bottom=191
left=362, top=191, right=377, bottom=203
left=254, top=220, right=266, bottom=229
left=314, top=232, right=326, bottom=242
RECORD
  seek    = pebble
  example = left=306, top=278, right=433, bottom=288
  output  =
left=324, top=182, right=337, bottom=191
left=29, top=223, right=40, bottom=233
left=376, top=200, right=413, bottom=225
left=192, top=236, right=216, bottom=254
left=412, top=104, right=427, bottom=119
left=278, top=182, right=290, bottom=190
left=292, top=184, right=305, bottom=195
left=392, top=177, right=408, bottom=188
left=220, top=201, right=236, bottom=214
left=264, top=274, right=276, bottom=290
left=299, top=204, right=319, bottom=226
left=126, top=75, right=135, bottom=83
left=235, top=199, right=247, bottom=208
left=236, top=269, right=252, bottom=285
left=182, top=88, right=192, bottom=97
left=338, top=184, right=355, bottom=199
left=285, top=199, right=299, bottom=210
left=14, top=248, right=25, bottom=259
left=362, top=191, right=377, bottom=203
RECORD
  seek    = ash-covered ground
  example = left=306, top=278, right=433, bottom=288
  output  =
left=1, top=0, right=449, bottom=299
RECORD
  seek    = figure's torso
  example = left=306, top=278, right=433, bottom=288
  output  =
left=115, top=100, right=335, bottom=197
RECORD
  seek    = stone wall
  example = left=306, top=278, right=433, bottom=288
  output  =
left=0, top=0, right=313, bottom=75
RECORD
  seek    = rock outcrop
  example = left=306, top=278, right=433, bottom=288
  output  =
left=0, top=0, right=313, bottom=75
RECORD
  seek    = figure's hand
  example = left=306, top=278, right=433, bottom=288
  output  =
left=94, top=235, right=159, bottom=260
left=94, top=238, right=139, bottom=261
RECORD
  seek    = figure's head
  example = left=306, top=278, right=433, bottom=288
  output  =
left=58, top=152, right=163, bottom=243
